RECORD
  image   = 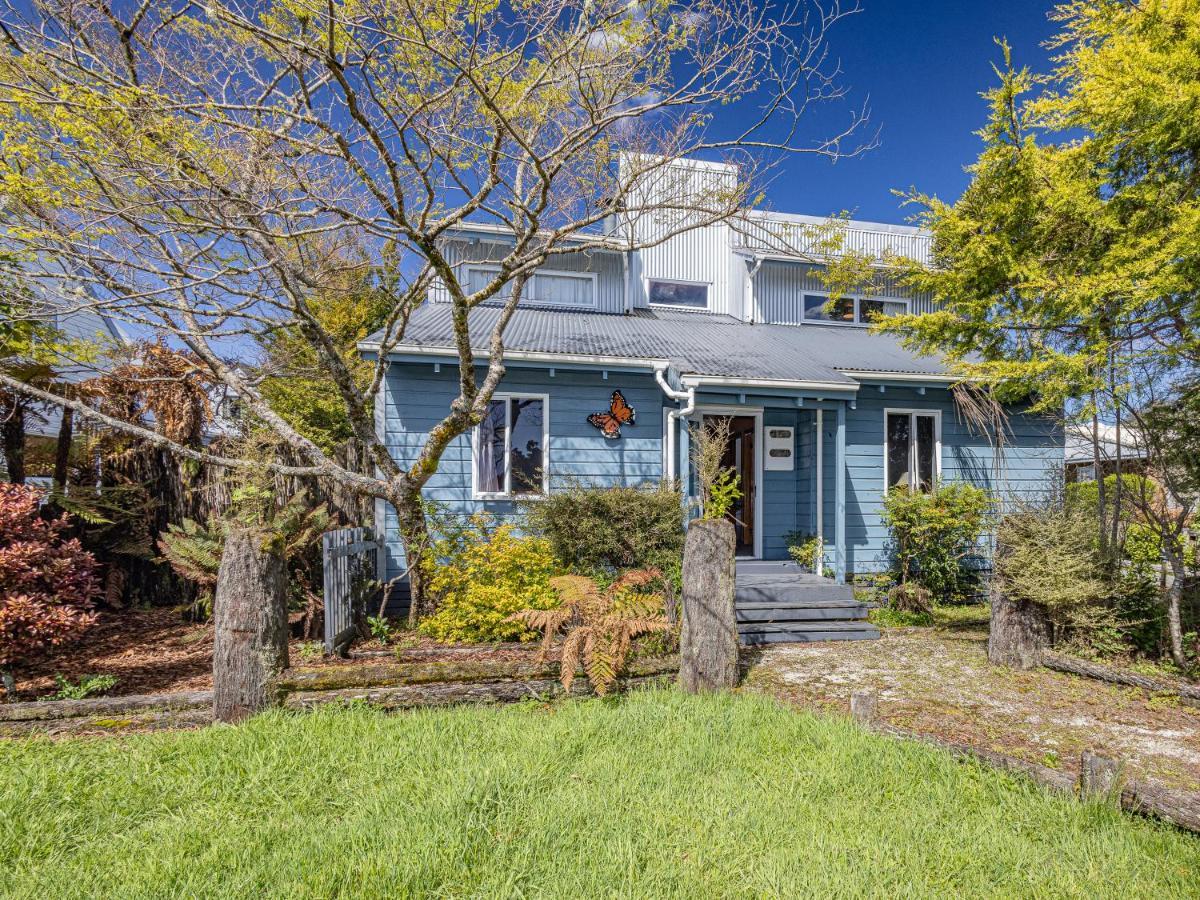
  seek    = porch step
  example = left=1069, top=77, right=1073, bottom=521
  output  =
left=736, top=601, right=869, bottom=623
left=738, top=622, right=881, bottom=645
left=735, top=579, right=856, bottom=605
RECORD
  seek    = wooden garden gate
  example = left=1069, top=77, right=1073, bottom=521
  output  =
left=322, top=527, right=384, bottom=653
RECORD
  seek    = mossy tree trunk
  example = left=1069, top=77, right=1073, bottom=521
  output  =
left=679, top=518, right=739, bottom=692
left=212, top=525, right=289, bottom=723
left=396, top=489, right=434, bottom=628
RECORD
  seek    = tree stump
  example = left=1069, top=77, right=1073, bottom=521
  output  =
left=850, top=689, right=878, bottom=725
left=678, top=518, right=738, bottom=693
left=1080, top=751, right=1123, bottom=803
left=988, top=586, right=1049, bottom=670
left=212, top=525, right=290, bottom=723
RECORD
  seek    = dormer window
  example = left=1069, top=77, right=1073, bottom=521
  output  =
left=648, top=279, right=709, bottom=310
left=802, top=292, right=908, bottom=326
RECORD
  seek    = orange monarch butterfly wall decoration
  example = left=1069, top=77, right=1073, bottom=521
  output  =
left=587, top=390, right=636, bottom=439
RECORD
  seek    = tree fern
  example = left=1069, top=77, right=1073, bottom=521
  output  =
left=509, top=568, right=670, bottom=696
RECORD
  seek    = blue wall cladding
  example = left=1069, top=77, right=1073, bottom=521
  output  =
left=380, top=362, right=668, bottom=579
left=839, top=386, right=1062, bottom=574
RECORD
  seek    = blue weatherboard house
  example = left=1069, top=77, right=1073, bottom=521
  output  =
left=361, top=159, right=1061, bottom=641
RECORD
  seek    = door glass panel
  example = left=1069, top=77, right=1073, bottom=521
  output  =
left=886, top=413, right=911, bottom=488
left=476, top=400, right=507, bottom=493
left=509, top=398, right=545, bottom=495
left=916, top=415, right=936, bottom=490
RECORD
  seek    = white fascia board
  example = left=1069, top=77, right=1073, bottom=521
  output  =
left=356, top=340, right=671, bottom=371
left=838, top=370, right=960, bottom=384
left=439, top=222, right=623, bottom=251
left=680, top=374, right=858, bottom=394
left=734, top=249, right=909, bottom=272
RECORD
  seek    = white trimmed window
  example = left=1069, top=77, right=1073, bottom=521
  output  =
left=465, top=264, right=597, bottom=308
left=802, top=293, right=909, bottom=326
left=473, top=394, right=549, bottom=498
left=885, top=410, right=941, bottom=492
left=648, top=279, right=709, bottom=310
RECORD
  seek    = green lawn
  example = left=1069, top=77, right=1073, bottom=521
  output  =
left=1, top=691, right=1196, bottom=898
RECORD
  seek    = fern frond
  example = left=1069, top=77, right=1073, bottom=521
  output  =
left=560, top=629, right=587, bottom=692
left=549, top=575, right=601, bottom=606
left=608, top=567, right=662, bottom=594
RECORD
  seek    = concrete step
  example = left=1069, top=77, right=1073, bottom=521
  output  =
left=738, top=621, right=881, bottom=645
left=736, top=601, right=869, bottom=623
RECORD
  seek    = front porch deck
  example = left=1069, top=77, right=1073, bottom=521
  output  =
left=735, top=560, right=879, bottom=645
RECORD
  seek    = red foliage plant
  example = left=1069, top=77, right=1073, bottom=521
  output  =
left=0, top=484, right=101, bottom=671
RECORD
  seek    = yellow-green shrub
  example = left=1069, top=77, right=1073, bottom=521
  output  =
left=419, top=521, right=560, bottom=643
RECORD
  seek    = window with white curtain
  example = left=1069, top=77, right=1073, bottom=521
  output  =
left=474, top=395, right=548, bottom=498
left=465, top=265, right=596, bottom=308
left=885, top=410, right=940, bottom=491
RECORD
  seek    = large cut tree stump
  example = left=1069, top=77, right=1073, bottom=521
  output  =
left=988, top=586, right=1049, bottom=670
left=679, top=518, right=738, bottom=693
left=212, top=525, right=290, bottom=723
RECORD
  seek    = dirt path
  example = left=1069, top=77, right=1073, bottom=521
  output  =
left=744, top=622, right=1200, bottom=791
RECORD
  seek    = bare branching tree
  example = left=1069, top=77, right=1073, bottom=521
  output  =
left=0, top=0, right=871, bottom=627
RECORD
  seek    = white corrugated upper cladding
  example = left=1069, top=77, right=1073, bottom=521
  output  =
left=434, top=156, right=933, bottom=323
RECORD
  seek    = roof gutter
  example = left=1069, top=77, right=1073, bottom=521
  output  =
left=680, top=374, right=858, bottom=394
left=357, top=340, right=671, bottom=371
left=837, top=371, right=960, bottom=384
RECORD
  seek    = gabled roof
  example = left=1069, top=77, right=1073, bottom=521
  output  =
left=361, top=305, right=954, bottom=387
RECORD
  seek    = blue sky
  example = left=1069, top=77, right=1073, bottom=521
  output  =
left=756, top=0, right=1061, bottom=225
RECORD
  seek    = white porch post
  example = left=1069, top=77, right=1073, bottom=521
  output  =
left=815, top=408, right=824, bottom=572
left=678, top=412, right=691, bottom=516
left=835, top=401, right=847, bottom=584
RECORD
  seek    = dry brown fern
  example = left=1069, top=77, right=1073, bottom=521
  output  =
left=508, top=568, right=669, bottom=696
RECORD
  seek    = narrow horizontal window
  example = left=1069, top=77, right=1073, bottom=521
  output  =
left=465, top=265, right=595, bottom=308
left=474, top=395, right=548, bottom=498
left=649, top=280, right=708, bottom=309
left=802, top=293, right=910, bottom=326
left=860, top=298, right=908, bottom=323
left=803, top=294, right=855, bottom=323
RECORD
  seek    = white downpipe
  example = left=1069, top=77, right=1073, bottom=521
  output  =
left=745, top=257, right=763, bottom=323
left=655, top=365, right=694, bottom=482
left=815, top=408, right=824, bottom=572
left=621, top=249, right=632, bottom=314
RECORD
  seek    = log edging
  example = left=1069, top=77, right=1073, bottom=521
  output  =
left=0, top=690, right=213, bottom=722
left=848, top=688, right=1200, bottom=834
left=1041, top=651, right=1200, bottom=707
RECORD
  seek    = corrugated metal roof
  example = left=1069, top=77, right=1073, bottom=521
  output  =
left=364, top=305, right=952, bottom=384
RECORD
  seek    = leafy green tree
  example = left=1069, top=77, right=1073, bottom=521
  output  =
left=879, top=0, right=1200, bottom=664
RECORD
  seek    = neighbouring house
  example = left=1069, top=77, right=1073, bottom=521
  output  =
left=1064, top=421, right=1148, bottom=483
left=2, top=286, right=128, bottom=485
left=360, top=158, right=1063, bottom=637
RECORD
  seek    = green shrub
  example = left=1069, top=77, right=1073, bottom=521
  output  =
left=48, top=673, right=118, bottom=701
left=996, top=499, right=1116, bottom=650
left=881, top=482, right=991, bottom=603
left=522, top=481, right=684, bottom=575
left=782, top=531, right=833, bottom=577
left=420, top=519, right=561, bottom=643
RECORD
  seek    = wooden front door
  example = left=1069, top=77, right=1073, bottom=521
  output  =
left=708, top=414, right=756, bottom=556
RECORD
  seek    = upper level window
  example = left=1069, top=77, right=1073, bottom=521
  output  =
left=466, top=265, right=596, bottom=309
left=474, top=394, right=548, bottom=498
left=802, top=293, right=908, bottom=326
left=648, top=279, right=709, bottom=310
left=886, top=410, right=940, bottom=492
